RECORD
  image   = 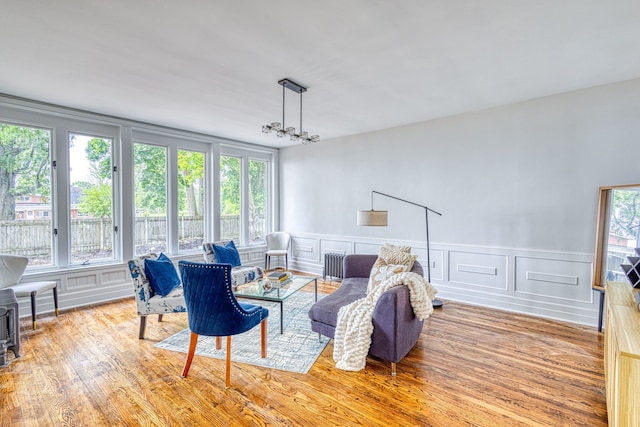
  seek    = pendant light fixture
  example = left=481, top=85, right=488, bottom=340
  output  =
left=262, top=78, right=320, bottom=144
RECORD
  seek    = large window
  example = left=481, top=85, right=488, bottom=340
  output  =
left=220, top=152, right=271, bottom=245
left=0, top=123, right=53, bottom=266
left=220, top=155, right=240, bottom=241
left=1, top=97, right=276, bottom=273
left=69, top=133, right=115, bottom=264
left=178, top=149, right=205, bottom=251
left=134, top=143, right=167, bottom=255
left=249, top=158, right=267, bottom=243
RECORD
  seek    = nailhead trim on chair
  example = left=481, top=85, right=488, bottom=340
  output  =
left=191, top=262, right=258, bottom=318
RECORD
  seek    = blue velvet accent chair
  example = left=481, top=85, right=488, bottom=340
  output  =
left=178, top=261, right=269, bottom=387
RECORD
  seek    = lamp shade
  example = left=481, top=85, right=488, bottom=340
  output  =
left=357, top=210, right=388, bottom=226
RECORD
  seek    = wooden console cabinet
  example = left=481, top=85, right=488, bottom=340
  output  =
left=605, top=281, right=640, bottom=426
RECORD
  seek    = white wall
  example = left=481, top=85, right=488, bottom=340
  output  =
left=279, top=78, right=640, bottom=326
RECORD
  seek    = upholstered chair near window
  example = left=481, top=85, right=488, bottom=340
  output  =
left=0, top=254, right=58, bottom=330
left=202, top=241, right=263, bottom=288
left=127, top=253, right=186, bottom=339
left=178, top=261, right=268, bottom=388
left=264, top=232, right=291, bottom=270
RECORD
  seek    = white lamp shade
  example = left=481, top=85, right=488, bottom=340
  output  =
left=357, top=210, right=388, bottom=226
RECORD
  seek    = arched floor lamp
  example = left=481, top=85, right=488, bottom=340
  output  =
left=357, top=190, right=443, bottom=308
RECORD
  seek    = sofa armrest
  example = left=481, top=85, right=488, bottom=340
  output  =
left=370, top=286, right=424, bottom=363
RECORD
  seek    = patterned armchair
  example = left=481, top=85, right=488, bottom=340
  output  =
left=202, top=242, right=263, bottom=288
left=128, top=253, right=187, bottom=339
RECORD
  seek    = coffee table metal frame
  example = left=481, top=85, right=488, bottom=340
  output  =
left=234, top=276, right=318, bottom=334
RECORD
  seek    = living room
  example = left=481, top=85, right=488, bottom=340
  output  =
left=2, top=1, right=639, bottom=426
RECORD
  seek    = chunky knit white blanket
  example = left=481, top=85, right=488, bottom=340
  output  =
left=333, top=272, right=438, bottom=371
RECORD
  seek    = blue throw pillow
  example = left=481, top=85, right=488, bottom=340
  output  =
left=145, top=253, right=181, bottom=297
left=213, top=241, right=241, bottom=267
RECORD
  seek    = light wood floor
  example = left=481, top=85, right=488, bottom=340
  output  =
left=0, top=279, right=607, bottom=426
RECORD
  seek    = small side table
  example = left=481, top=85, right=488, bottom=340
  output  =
left=0, top=289, right=20, bottom=360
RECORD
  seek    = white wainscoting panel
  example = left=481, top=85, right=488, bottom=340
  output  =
left=426, top=249, right=444, bottom=282
left=319, top=239, right=352, bottom=258
left=12, top=235, right=599, bottom=328
left=354, top=241, right=384, bottom=254
left=102, top=269, right=128, bottom=286
left=448, top=251, right=508, bottom=291
left=288, top=233, right=599, bottom=327
left=11, top=247, right=268, bottom=321
left=67, top=273, right=99, bottom=290
left=291, top=236, right=319, bottom=262
left=514, top=256, right=592, bottom=303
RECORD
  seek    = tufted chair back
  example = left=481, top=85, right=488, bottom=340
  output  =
left=178, top=260, right=269, bottom=386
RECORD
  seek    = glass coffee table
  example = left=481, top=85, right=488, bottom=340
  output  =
left=234, top=275, right=317, bottom=334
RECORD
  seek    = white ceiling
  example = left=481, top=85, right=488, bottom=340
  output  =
left=2, top=1, right=640, bottom=148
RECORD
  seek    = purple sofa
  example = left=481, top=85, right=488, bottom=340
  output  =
left=308, top=254, right=424, bottom=375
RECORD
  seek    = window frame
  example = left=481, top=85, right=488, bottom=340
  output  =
left=131, top=128, right=212, bottom=256
left=0, top=96, right=278, bottom=273
left=593, top=183, right=640, bottom=288
left=67, top=130, right=118, bottom=265
left=0, top=119, right=55, bottom=268
left=218, top=145, right=275, bottom=247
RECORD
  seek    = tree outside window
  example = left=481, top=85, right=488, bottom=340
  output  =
left=134, top=143, right=167, bottom=255
left=606, top=187, right=640, bottom=283
left=0, top=123, right=52, bottom=265
left=69, top=133, right=114, bottom=263
left=249, top=159, right=267, bottom=243
left=220, top=155, right=240, bottom=241
left=220, top=155, right=269, bottom=244
left=178, top=149, right=205, bottom=251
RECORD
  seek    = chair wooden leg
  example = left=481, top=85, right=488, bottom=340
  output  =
left=226, top=336, right=232, bottom=388
left=182, top=332, right=199, bottom=378
left=391, top=362, right=397, bottom=376
left=30, top=291, right=37, bottom=330
left=261, top=319, right=267, bottom=358
left=138, top=316, right=147, bottom=339
left=158, top=314, right=163, bottom=322
left=216, top=336, right=222, bottom=349
left=53, top=285, right=59, bottom=316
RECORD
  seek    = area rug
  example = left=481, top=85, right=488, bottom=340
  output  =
left=155, top=291, right=328, bottom=374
